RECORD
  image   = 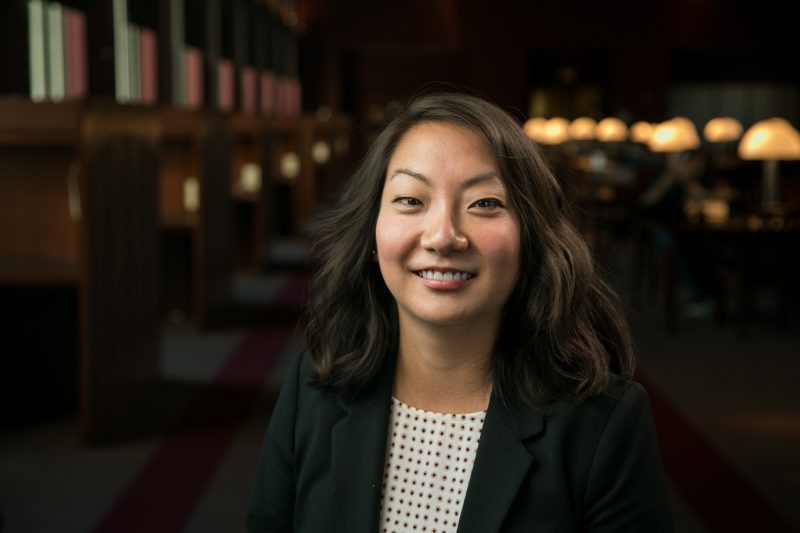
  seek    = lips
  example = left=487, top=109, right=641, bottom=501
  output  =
left=415, top=269, right=475, bottom=281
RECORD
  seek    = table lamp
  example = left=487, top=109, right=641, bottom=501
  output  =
left=648, top=117, right=700, bottom=153
left=523, top=117, right=547, bottom=142
left=647, top=117, right=701, bottom=183
left=737, top=118, right=800, bottom=206
left=595, top=117, right=628, bottom=142
left=539, top=117, right=570, bottom=145
left=569, top=117, right=596, bottom=141
left=631, top=121, right=654, bottom=144
left=704, top=117, right=743, bottom=143
left=704, top=117, right=743, bottom=169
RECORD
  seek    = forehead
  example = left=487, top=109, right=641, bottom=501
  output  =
left=393, top=121, right=492, bottom=159
left=387, top=121, right=500, bottom=179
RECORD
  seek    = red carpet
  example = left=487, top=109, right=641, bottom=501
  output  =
left=92, top=272, right=307, bottom=533
left=639, top=375, right=795, bottom=533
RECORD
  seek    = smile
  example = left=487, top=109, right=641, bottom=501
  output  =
left=415, top=270, right=475, bottom=281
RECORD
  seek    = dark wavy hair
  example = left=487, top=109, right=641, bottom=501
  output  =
left=302, top=92, right=634, bottom=408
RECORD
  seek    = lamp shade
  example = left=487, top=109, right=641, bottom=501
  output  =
left=523, top=117, right=547, bottom=142
left=738, top=118, right=800, bottom=160
left=704, top=117, right=743, bottom=142
left=595, top=118, right=628, bottom=142
left=630, top=121, right=654, bottom=144
left=539, top=117, right=570, bottom=145
left=568, top=117, right=596, bottom=140
left=648, top=117, right=700, bottom=152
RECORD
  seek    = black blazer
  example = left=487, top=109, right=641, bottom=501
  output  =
left=247, top=352, right=673, bottom=532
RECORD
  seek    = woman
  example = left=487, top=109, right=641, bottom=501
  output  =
left=248, top=93, right=673, bottom=532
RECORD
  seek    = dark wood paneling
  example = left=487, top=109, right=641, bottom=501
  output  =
left=79, top=105, right=162, bottom=444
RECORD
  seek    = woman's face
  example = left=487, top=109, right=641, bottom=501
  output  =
left=375, top=121, right=521, bottom=331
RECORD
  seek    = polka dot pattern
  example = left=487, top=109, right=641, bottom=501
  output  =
left=378, top=397, right=486, bottom=533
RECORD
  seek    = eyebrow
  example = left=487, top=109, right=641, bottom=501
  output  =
left=389, top=168, right=502, bottom=188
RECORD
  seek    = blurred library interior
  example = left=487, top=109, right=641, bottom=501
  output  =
left=0, top=0, right=798, bottom=531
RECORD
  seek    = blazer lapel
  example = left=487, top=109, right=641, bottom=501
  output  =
left=457, top=395, right=545, bottom=533
left=331, top=362, right=394, bottom=533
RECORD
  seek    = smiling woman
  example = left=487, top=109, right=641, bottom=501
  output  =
left=376, top=122, right=520, bottom=336
left=248, top=93, right=674, bottom=532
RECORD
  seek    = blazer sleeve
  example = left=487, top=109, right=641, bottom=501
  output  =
left=246, top=351, right=303, bottom=533
left=583, top=382, right=674, bottom=532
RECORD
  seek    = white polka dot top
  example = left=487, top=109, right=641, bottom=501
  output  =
left=378, top=396, right=487, bottom=533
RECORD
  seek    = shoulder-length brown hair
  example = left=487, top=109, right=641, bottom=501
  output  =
left=302, top=92, right=634, bottom=407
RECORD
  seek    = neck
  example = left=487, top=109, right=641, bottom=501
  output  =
left=393, top=316, right=497, bottom=414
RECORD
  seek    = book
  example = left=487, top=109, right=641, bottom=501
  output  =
left=185, top=46, right=204, bottom=109
left=63, top=6, right=87, bottom=99
left=240, top=66, right=257, bottom=114
left=276, top=75, right=287, bottom=117
left=289, top=77, right=301, bottom=117
left=28, top=0, right=47, bottom=101
left=217, top=58, right=234, bottom=111
left=168, top=0, right=186, bottom=106
left=113, top=0, right=132, bottom=102
left=139, top=27, right=158, bottom=104
left=260, top=70, right=275, bottom=116
left=46, top=1, right=66, bottom=101
left=128, top=22, right=140, bottom=102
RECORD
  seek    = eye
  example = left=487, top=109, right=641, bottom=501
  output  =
left=471, top=198, right=504, bottom=209
left=395, top=196, right=423, bottom=207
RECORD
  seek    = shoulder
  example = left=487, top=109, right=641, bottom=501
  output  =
left=526, top=377, right=657, bottom=463
left=551, top=376, right=649, bottom=426
left=267, top=350, right=344, bottom=431
left=282, top=350, right=340, bottom=407
left=576, top=379, right=672, bottom=529
left=521, top=378, right=671, bottom=528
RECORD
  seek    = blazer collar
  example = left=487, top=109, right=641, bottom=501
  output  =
left=457, top=394, right=545, bottom=533
left=331, top=360, right=395, bottom=533
left=330, top=360, right=545, bottom=533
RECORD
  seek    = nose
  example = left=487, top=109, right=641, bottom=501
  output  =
left=420, top=205, right=469, bottom=254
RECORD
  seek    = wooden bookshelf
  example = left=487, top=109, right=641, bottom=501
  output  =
left=0, top=98, right=163, bottom=444
left=0, top=0, right=345, bottom=445
left=159, top=106, right=234, bottom=327
left=283, top=114, right=353, bottom=236
left=160, top=107, right=204, bottom=229
left=0, top=98, right=83, bottom=429
left=302, top=113, right=353, bottom=210
left=230, top=113, right=268, bottom=268
left=0, top=98, right=82, bottom=286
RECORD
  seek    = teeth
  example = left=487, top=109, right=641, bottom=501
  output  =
left=417, top=270, right=474, bottom=281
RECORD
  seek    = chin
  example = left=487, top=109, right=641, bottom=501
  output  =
left=408, top=309, right=478, bottom=328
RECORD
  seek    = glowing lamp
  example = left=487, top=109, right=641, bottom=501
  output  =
left=539, top=117, right=570, bottom=145
left=280, top=152, right=301, bottom=179
left=568, top=117, right=596, bottom=140
left=630, top=121, right=654, bottom=144
left=183, top=177, right=200, bottom=212
left=523, top=117, right=547, bottom=142
left=648, top=117, right=700, bottom=152
left=595, top=118, right=628, bottom=142
left=311, top=140, right=331, bottom=165
left=738, top=118, right=800, bottom=205
left=704, top=117, right=743, bottom=143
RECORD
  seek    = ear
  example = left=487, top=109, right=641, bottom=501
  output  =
left=372, top=248, right=379, bottom=263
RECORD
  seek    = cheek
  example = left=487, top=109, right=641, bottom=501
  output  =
left=477, top=223, right=521, bottom=267
left=375, top=212, right=413, bottom=261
